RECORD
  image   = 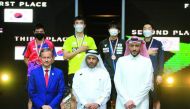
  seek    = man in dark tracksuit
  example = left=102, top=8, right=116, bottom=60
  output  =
left=98, top=22, right=126, bottom=109
left=143, top=23, right=164, bottom=109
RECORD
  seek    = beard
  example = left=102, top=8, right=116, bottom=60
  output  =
left=87, top=62, right=97, bottom=68
left=131, top=51, right=140, bottom=57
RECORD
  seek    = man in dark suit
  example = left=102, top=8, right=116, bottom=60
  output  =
left=28, top=48, right=65, bottom=109
left=143, top=23, right=164, bottom=109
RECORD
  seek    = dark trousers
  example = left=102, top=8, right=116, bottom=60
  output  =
left=149, top=91, right=153, bottom=109
left=107, top=80, right=116, bottom=109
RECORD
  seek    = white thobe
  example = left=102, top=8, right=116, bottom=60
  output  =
left=114, top=54, right=153, bottom=109
left=73, top=67, right=111, bottom=109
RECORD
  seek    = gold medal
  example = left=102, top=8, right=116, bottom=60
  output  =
left=111, top=55, right=116, bottom=60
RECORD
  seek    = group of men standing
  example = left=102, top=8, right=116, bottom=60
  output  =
left=24, top=16, right=164, bottom=109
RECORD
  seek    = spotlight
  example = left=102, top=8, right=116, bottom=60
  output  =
left=184, top=3, right=189, bottom=9
left=167, top=77, right=174, bottom=84
left=1, top=74, right=9, bottom=82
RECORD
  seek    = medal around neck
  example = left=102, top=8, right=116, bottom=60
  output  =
left=111, top=55, right=116, bottom=60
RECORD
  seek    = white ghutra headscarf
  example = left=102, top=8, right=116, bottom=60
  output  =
left=80, top=50, right=107, bottom=70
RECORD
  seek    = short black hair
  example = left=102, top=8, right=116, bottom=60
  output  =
left=34, top=23, right=45, bottom=31
left=73, top=16, right=86, bottom=24
left=143, top=22, right=154, bottom=29
left=108, top=21, right=120, bottom=30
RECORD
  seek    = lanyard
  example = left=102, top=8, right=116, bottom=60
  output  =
left=148, top=38, right=153, bottom=49
left=75, top=35, right=85, bottom=48
left=109, top=37, right=118, bottom=57
left=109, top=38, right=118, bottom=71
left=35, top=39, right=44, bottom=57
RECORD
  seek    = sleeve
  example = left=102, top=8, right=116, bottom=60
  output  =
left=98, top=41, right=111, bottom=74
left=23, top=43, right=31, bottom=58
left=95, top=71, right=111, bottom=106
left=98, top=41, right=104, bottom=61
left=114, top=58, right=129, bottom=105
left=88, top=37, right=97, bottom=50
left=72, top=71, right=88, bottom=107
left=158, top=42, right=164, bottom=75
left=133, top=59, right=154, bottom=106
left=122, top=40, right=126, bottom=56
left=28, top=70, right=44, bottom=108
left=49, top=70, right=66, bottom=108
left=62, top=38, right=72, bottom=52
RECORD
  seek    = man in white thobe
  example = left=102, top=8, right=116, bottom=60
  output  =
left=114, top=36, right=153, bottom=109
left=73, top=50, right=111, bottom=109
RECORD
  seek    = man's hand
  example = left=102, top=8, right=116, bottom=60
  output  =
left=148, top=48, right=158, bottom=56
left=89, top=103, right=99, bottom=109
left=84, top=103, right=91, bottom=109
left=42, top=105, right=52, bottom=109
left=63, top=46, right=88, bottom=60
left=156, top=75, right=162, bottom=85
left=85, top=103, right=99, bottom=109
left=125, top=100, right=135, bottom=109
left=77, top=46, right=88, bottom=53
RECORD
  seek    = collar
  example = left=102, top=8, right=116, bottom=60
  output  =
left=42, top=66, right=51, bottom=71
left=129, top=54, right=140, bottom=60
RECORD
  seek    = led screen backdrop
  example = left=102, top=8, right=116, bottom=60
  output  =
left=0, top=0, right=75, bottom=62
left=4, top=8, right=33, bottom=23
left=0, top=0, right=190, bottom=108
left=125, top=0, right=190, bottom=74
left=0, top=0, right=75, bottom=108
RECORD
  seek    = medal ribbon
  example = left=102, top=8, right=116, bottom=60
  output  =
left=35, top=39, right=44, bottom=57
left=109, top=37, right=118, bottom=56
left=148, top=38, right=153, bottom=49
left=34, top=39, right=44, bottom=65
left=75, top=34, right=85, bottom=48
left=109, top=37, right=118, bottom=72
